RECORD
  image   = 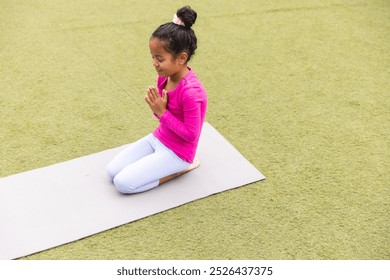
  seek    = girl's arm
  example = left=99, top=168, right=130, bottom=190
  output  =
left=145, top=85, right=203, bottom=143
left=159, top=95, right=201, bottom=142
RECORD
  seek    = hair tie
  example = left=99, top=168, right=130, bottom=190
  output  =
left=172, top=14, right=185, bottom=26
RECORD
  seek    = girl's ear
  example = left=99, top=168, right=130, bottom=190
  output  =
left=178, top=52, right=188, bottom=65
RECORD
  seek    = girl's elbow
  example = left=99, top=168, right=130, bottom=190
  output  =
left=184, top=131, right=198, bottom=143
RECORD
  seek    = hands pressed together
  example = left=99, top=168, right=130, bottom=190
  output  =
left=144, top=86, right=167, bottom=118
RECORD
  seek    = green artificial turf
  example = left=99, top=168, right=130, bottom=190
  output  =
left=1, top=0, right=389, bottom=259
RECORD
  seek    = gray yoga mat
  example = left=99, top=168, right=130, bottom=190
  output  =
left=0, top=122, right=265, bottom=260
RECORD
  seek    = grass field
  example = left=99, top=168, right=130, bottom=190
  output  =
left=1, top=0, right=389, bottom=259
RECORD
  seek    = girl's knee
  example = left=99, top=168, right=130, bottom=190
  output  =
left=113, top=175, right=138, bottom=194
left=106, top=163, right=117, bottom=181
left=113, top=174, right=159, bottom=194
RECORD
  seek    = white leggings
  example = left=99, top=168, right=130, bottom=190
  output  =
left=106, top=134, right=190, bottom=194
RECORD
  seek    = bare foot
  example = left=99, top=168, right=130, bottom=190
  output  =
left=185, top=157, right=200, bottom=172
left=159, top=157, right=200, bottom=185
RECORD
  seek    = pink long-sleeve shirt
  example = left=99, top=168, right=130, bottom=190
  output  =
left=153, top=68, right=207, bottom=163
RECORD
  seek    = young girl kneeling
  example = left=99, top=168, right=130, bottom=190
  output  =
left=107, top=6, right=208, bottom=194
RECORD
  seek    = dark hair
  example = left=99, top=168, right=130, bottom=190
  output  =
left=151, top=6, right=198, bottom=62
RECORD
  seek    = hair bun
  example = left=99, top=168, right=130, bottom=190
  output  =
left=176, top=6, right=197, bottom=28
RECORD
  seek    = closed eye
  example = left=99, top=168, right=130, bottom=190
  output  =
left=152, top=55, right=164, bottom=63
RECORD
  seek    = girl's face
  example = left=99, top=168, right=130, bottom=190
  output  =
left=149, top=38, right=181, bottom=78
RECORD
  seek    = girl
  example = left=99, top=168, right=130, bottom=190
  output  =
left=106, top=6, right=208, bottom=194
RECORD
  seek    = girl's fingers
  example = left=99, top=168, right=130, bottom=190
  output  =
left=162, top=89, right=168, bottom=102
left=147, top=87, right=155, bottom=101
left=144, top=95, right=150, bottom=104
left=146, top=86, right=166, bottom=106
left=150, top=86, right=159, bottom=98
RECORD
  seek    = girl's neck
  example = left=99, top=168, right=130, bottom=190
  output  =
left=169, top=65, right=189, bottom=84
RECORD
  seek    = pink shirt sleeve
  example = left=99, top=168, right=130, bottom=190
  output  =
left=152, top=69, right=207, bottom=163
left=158, top=91, right=202, bottom=143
